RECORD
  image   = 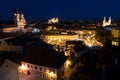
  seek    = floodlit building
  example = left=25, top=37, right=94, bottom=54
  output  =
left=102, top=16, right=111, bottom=27
left=105, top=26, right=120, bottom=46
left=18, top=46, right=68, bottom=80
left=0, top=10, right=27, bottom=33
left=0, top=39, right=68, bottom=80
left=48, top=17, right=59, bottom=24
left=43, top=32, right=79, bottom=46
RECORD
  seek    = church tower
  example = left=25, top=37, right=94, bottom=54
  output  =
left=102, top=16, right=106, bottom=26
left=102, top=16, right=111, bottom=27
left=108, top=16, right=111, bottom=24
left=14, top=10, right=26, bottom=30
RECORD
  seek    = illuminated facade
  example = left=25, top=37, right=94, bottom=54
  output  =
left=105, top=27, right=120, bottom=46
left=102, top=16, right=111, bottom=27
left=2, top=11, right=27, bottom=33
left=19, top=62, right=58, bottom=80
left=14, top=11, right=26, bottom=30
left=48, top=17, right=59, bottom=24
left=43, top=34, right=79, bottom=46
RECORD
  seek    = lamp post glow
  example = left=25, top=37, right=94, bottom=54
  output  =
left=49, top=71, right=56, bottom=80
left=19, top=64, right=27, bottom=74
left=88, top=43, right=92, bottom=47
left=49, top=72, right=54, bottom=77
left=20, top=64, right=26, bottom=70
left=66, top=60, right=71, bottom=66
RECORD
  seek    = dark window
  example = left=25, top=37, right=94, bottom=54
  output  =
left=27, top=71, right=30, bottom=76
left=40, top=67, right=42, bottom=71
left=5, top=65, right=8, bottom=67
left=27, top=64, right=29, bottom=68
left=35, top=66, right=37, bottom=70
left=31, top=65, right=33, bottom=69
left=43, top=74, right=44, bottom=78
left=44, top=68, right=46, bottom=72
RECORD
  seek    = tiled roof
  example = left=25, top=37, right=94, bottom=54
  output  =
left=21, top=45, right=67, bottom=69
left=5, top=34, right=41, bottom=46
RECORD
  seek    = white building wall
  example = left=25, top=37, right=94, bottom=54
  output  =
left=0, top=59, right=19, bottom=80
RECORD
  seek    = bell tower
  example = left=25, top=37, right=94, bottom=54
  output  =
left=14, top=10, right=26, bottom=30
left=102, top=16, right=111, bottom=27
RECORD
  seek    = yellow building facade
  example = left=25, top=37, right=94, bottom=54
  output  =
left=43, top=34, right=79, bottom=46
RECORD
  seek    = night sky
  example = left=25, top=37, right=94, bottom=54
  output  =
left=0, top=0, right=120, bottom=21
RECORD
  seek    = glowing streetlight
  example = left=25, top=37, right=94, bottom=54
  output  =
left=20, top=64, right=26, bottom=70
left=49, top=72, right=55, bottom=77
left=80, top=31, right=83, bottom=34
left=88, top=43, right=92, bottom=47
left=19, top=64, right=27, bottom=74
left=66, top=60, right=71, bottom=66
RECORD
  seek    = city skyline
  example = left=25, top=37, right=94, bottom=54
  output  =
left=0, top=0, right=120, bottom=21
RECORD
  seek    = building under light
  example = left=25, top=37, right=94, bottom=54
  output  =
left=105, top=26, right=120, bottom=46
left=102, top=16, right=112, bottom=27
left=0, top=10, right=27, bottom=33
left=18, top=46, right=68, bottom=80
left=48, top=17, right=59, bottom=24
left=43, top=32, right=79, bottom=46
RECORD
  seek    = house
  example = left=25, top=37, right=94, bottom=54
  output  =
left=43, top=32, right=79, bottom=46
left=18, top=45, right=68, bottom=80
left=0, top=10, right=27, bottom=33
left=0, top=34, right=41, bottom=53
left=0, top=39, right=68, bottom=80
left=0, top=57, right=19, bottom=80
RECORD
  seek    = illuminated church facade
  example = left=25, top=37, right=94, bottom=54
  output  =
left=102, top=16, right=111, bottom=27
left=1, top=10, right=27, bottom=33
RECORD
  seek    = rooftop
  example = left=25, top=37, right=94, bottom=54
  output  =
left=21, top=45, right=68, bottom=68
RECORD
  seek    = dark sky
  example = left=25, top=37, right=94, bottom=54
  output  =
left=0, top=0, right=120, bottom=21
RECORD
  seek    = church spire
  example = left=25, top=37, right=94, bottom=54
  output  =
left=108, top=16, right=111, bottom=23
left=103, top=16, right=106, bottom=22
left=102, top=16, right=112, bottom=27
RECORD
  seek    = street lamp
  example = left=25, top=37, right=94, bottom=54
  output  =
left=49, top=72, right=54, bottom=77
left=20, top=64, right=26, bottom=70
left=49, top=71, right=56, bottom=80
left=88, top=43, right=92, bottom=47
left=19, top=64, right=27, bottom=74
left=66, top=60, right=71, bottom=66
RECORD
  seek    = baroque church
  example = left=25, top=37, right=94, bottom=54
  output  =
left=0, top=10, right=27, bottom=33
left=102, top=16, right=111, bottom=27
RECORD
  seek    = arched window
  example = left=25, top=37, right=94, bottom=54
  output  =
left=27, top=70, right=30, bottom=76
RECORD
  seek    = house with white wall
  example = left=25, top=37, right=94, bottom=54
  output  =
left=0, top=59, right=19, bottom=80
